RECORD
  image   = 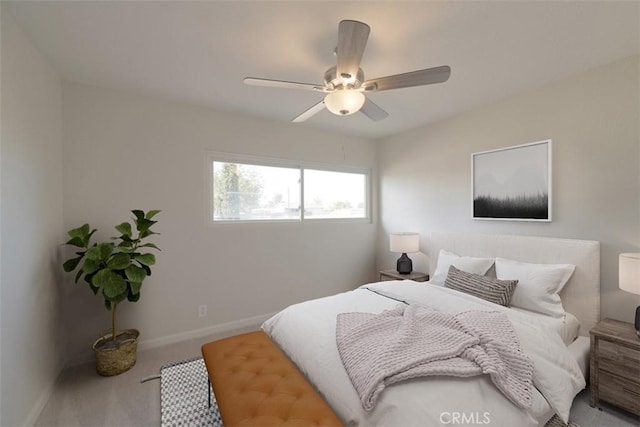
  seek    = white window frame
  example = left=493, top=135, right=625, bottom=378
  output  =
left=205, top=151, right=371, bottom=225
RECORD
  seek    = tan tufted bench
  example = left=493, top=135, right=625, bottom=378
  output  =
left=201, top=331, right=343, bottom=426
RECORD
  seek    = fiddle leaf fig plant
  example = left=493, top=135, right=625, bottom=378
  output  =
left=62, top=210, right=161, bottom=341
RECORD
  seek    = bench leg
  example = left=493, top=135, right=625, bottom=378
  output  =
left=208, top=378, right=211, bottom=408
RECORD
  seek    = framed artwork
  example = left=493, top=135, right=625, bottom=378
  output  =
left=472, top=139, right=552, bottom=221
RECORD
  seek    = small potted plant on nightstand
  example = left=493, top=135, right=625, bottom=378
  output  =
left=62, top=209, right=161, bottom=376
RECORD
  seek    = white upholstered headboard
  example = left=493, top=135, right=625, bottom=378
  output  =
left=428, top=232, right=600, bottom=336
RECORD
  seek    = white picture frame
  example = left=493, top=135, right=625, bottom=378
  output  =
left=471, top=139, right=552, bottom=222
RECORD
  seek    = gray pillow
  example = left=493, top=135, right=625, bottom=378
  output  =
left=444, top=265, right=518, bottom=307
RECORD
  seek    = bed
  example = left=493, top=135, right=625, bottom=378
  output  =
left=262, top=232, right=600, bottom=427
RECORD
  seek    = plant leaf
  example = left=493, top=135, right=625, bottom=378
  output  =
left=125, top=265, right=146, bottom=283
left=112, top=290, right=128, bottom=304
left=91, top=269, right=112, bottom=287
left=80, top=223, right=91, bottom=235
left=89, top=281, right=100, bottom=295
left=115, top=222, right=132, bottom=238
left=100, top=243, right=114, bottom=260
left=82, top=258, right=100, bottom=274
left=132, top=210, right=145, bottom=222
left=86, top=243, right=114, bottom=262
left=127, top=291, right=141, bottom=302
left=145, top=210, right=162, bottom=220
left=67, top=224, right=96, bottom=247
left=140, top=264, right=151, bottom=276
left=65, top=236, right=85, bottom=248
left=104, top=299, right=112, bottom=311
left=139, top=230, right=159, bottom=239
left=129, top=281, right=143, bottom=295
left=115, top=234, right=133, bottom=243
left=135, top=218, right=156, bottom=233
left=85, top=245, right=101, bottom=261
left=63, top=256, right=83, bottom=272
left=134, top=253, right=156, bottom=266
left=68, top=224, right=88, bottom=240
left=84, top=272, right=96, bottom=285
left=74, top=268, right=84, bottom=283
left=138, top=243, right=160, bottom=251
left=101, top=272, right=127, bottom=299
left=107, top=253, right=131, bottom=270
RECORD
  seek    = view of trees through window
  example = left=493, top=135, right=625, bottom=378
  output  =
left=213, top=161, right=300, bottom=221
left=212, top=159, right=368, bottom=222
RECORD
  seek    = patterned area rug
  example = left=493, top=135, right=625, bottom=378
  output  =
left=160, top=357, right=223, bottom=427
left=160, top=356, right=580, bottom=427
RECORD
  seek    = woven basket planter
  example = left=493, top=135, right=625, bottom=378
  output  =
left=93, top=329, right=140, bottom=376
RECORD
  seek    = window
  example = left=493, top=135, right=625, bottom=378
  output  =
left=303, top=169, right=367, bottom=219
left=213, top=161, right=300, bottom=221
left=209, top=154, right=369, bottom=223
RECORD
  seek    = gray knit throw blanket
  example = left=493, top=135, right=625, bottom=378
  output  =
left=336, top=304, right=534, bottom=411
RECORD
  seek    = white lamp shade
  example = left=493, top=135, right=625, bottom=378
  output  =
left=324, top=90, right=365, bottom=116
left=620, top=253, right=640, bottom=295
left=390, top=233, right=420, bottom=254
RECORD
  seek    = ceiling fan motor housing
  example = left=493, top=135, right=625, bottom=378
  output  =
left=324, top=66, right=364, bottom=90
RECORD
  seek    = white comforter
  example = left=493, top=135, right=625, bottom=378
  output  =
left=262, top=281, right=585, bottom=427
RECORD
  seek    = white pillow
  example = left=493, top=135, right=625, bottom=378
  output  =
left=495, top=257, right=575, bottom=318
left=431, top=250, right=495, bottom=285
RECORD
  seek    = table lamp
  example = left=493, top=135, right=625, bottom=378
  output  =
left=390, top=232, right=419, bottom=274
left=619, top=253, right=640, bottom=337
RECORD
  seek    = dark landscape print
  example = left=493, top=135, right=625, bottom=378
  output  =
left=473, top=193, right=548, bottom=219
left=472, top=140, right=551, bottom=221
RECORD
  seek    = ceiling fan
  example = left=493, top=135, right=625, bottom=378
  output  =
left=244, top=20, right=451, bottom=123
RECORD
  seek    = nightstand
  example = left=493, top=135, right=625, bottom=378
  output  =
left=589, top=318, right=640, bottom=415
left=379, top=269, right=429, bottom=282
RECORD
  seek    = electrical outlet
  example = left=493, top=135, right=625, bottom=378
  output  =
left=198, top=305, right=207, bottom=318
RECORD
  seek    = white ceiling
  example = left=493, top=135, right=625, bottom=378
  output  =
left=5, top=1, right=639, bottom=139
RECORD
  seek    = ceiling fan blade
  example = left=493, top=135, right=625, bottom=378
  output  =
left=360, top=97, right=389, bottom=122
left=336, top=20, right=370, bottom=81
left=363, top=65, right=451, bottom=92
left=244, top=78, right=327, bottom=92
left=292, top=100, right=326, bottom=123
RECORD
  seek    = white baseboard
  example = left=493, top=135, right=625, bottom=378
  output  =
left=137, top=311, right=277, bottom=352
left=24, top=364, right=61, bottom=426
left=65, top=311, right=277, bottom=367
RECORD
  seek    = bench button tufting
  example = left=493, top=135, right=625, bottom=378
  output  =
left=201, top=331, right=343, bottom=427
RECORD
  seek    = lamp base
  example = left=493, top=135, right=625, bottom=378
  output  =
left=635, top=305, right=640, bottom=337
left=396, top=253, right=413, bottom=275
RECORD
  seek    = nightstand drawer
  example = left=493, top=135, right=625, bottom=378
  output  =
left=590, top=318, right=640, bottom=414
left=598, top=371, right=640, bottom=415
left=599, top=340, right=640, bottom=378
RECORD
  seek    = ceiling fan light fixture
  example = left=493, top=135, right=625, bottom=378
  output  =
left=244, top=20, right=451, bottom=123
left=324, top=90, right=365, bottom=116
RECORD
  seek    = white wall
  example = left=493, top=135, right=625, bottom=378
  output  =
left=376, top=55, right=640, bottom=323
left=2, top=12, right=636, bottom=422
left=61, top=83, right=377, bottom=361
left=0, top=9, right=65, bottom=427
